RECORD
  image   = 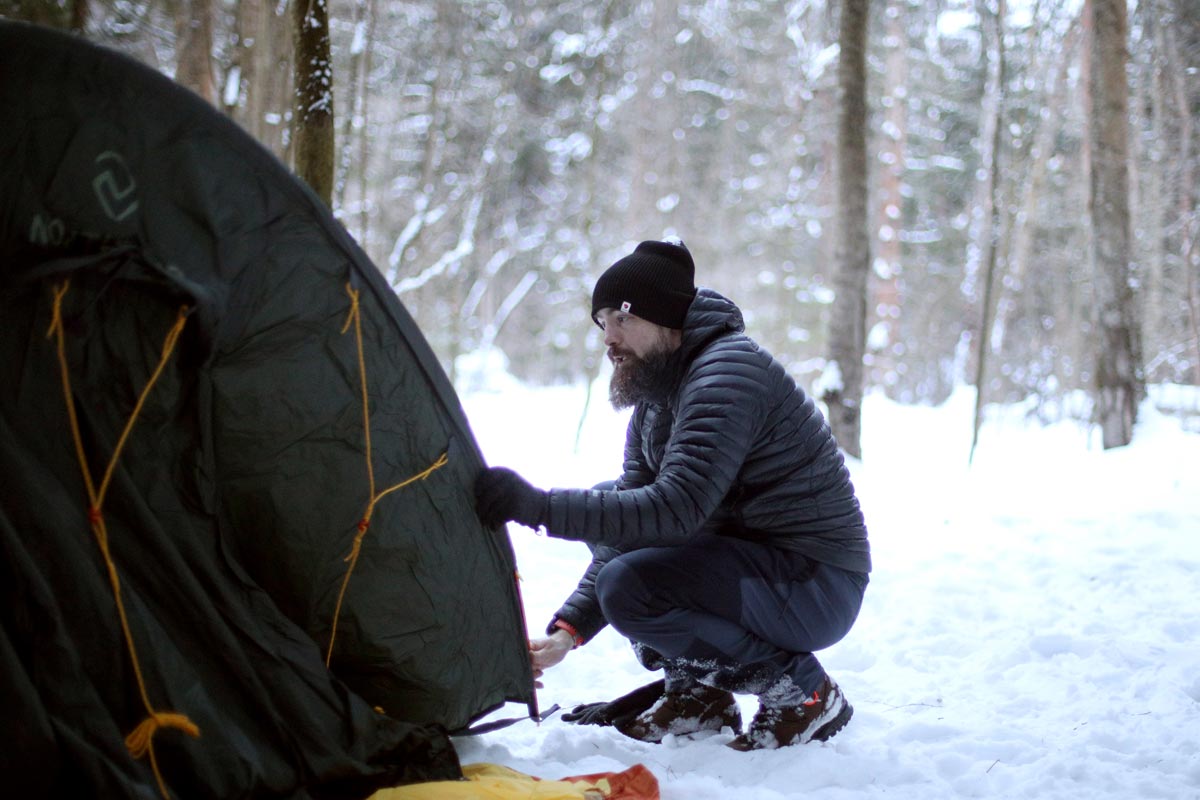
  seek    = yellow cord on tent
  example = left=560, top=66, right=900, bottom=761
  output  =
left=327, top=283, right=448, bottom=666
left=47, top=280, right=199, bottom=800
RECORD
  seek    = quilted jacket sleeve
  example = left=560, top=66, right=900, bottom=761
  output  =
left=545, top=542, right=623, bottom=644
left=543, top=338, right=769, bottom=549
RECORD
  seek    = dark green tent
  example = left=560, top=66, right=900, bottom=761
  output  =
left=0, top=21, right=536, bottom=798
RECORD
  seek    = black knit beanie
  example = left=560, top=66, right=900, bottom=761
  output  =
left=591, top=240, right=697, bottom=329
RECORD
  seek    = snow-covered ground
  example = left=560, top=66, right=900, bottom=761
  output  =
left=456, top=357, right=1200, bottom=800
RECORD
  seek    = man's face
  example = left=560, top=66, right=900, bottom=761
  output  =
left=595, top=308, right=681, bottom=409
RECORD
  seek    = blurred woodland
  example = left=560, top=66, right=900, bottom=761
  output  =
left=3, top=0, right=1197, bottom=453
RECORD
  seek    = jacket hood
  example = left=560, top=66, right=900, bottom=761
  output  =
left=678, top=288, right=745, bottom=363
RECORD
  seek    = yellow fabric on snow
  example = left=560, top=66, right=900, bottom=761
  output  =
left=370, top=763, right=605, bottom=799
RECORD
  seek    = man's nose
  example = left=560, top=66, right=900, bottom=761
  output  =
left=603, top=327, right=620, bottom=347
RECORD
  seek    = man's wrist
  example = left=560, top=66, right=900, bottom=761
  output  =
left=551, top=618, right=584, bottom=648
left=525, top=489, right=550, bottom=529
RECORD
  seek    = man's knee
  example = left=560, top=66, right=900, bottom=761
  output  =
left=596, top=556, right=654, bottom=632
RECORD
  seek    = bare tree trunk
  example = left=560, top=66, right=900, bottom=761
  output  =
left=1088, top=0, right=1141, bottom=448
left=224, top=0, right=249, bottom=117
left=1001, top=19, right=1080, bottom=337
left=1135, top=2, right=1168, bottom=376
left=870, top=0, right=906, bottom=392
left=175, top=0, right=216, bottom=104
left=1189, top=233, right=1200, bottom=383
left=334, top=0, right=373, bottom=216
left=292, top=0, right=334, bottom=206
left=224, top=0, right=258, bottom=125
left=4, top=0, right=71, bottom=26
left=350, top=0, right=382, bottom=244
left=823, top=0, right=871, bottom=459
left=225, top=0, right=294, bottom=161
left=625, top=0, right=674, bottom=235
left=70, top=0, right=88, bottom=31
left=386, top=0, right=453, bottom=278
left=355, top=52, right=375, bottom=244
left=970, top=0, right=1008, bottom=465
left=1160, top=7, right=1199, bottom=383
left=573, top=1, right=620, bottom=451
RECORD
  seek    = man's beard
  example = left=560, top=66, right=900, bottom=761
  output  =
left=608, top=342, right=678, bottom=410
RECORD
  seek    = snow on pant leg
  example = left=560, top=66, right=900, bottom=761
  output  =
left=595, top=536, right=866, bottom=704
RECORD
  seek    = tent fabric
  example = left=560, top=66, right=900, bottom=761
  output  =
left=371, top=763, right=661, bottom=800
left=0, top=21, right=535, bottom=798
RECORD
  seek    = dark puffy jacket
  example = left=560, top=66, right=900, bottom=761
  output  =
left=546, top=288, right=870, bottom=643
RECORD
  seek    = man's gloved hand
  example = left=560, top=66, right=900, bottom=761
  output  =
left=474, top=466, right=548, bottom=529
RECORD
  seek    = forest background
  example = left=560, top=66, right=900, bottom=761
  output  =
left=5, top=0, right=1198, bottom=455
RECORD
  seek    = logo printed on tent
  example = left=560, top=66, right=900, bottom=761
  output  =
left=92, top=151, right=139, bottom=222
left=29, top=214, right=68, bottom=246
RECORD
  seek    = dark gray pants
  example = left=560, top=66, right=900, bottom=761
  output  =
left=594, top=535, right=867, bottom=707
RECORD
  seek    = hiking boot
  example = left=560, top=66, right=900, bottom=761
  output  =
left=726, top=675, right=853, bottom=751
left=616, top=684, right=742, bottom=743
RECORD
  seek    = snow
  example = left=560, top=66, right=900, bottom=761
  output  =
left=814, top=360, right=844, bottom=397
left=456, top=362, right=1200, bottom=800
left=222, top=66, right=241, bottom=108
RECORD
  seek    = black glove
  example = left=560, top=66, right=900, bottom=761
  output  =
left=474, top=466, right=548, bottom=529
left=560, top=700, right=613, bottom=726
left=561, top=679, right=666, bottom=728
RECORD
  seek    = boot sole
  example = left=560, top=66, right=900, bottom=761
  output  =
left=808, top=700, right=853, bottom=743
left=618, top=715, right=743, bottom=744
left=616, top=704, right=742, bottom=744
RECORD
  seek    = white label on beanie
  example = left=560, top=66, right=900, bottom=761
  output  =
left=621, top=301, right=632, bottom=312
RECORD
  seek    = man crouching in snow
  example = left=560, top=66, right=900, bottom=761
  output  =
left=474, top=239, right=871, bottom=751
